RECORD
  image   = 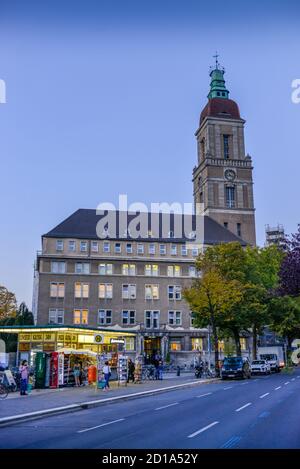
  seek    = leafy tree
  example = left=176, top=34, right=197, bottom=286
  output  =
left=279, top=225, right=300, bottom=296
left=0, top=301, right=34, bottom=352
left=268, top=296, right=300, bottom=349
left=15, top=302, right=34, bottom=326
left=0, top=285, right=17, bottom=321
left=183, top=269, right=243, bottom=373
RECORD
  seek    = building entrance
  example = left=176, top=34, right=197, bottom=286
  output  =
left=143, top=337, right=161, bottom=364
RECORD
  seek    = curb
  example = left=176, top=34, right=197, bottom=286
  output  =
left=0, top=378, right=219, bottom=427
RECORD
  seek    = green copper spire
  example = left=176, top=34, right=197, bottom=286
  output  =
left=207, top=53, right=229, bottom=100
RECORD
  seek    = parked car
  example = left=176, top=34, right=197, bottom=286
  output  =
left=257, top=346, right=284, bottom=372
left=221, top=356, right=251, bottom=380
left=251, top=359, right=271, bottom=375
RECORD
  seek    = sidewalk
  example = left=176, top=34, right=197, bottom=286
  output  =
left=0, top=373, right=215, bottom=421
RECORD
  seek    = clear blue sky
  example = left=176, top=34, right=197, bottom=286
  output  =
left=0, top=0, right=300, bottom=307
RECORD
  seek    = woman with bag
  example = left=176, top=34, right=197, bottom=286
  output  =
left=103, top=361, right=111, bottom=391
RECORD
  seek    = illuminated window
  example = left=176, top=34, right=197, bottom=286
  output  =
left=240, top=338, right=247, bottom=351
left=98, top=283, right=113, bottom=299
left=122, top=284, right=136, bottom=299
left=218, top=340, right=225, bottom=352
left=167, top=266, right=181, bottom=277
left=125, top=337, right=135, bottom=351
left=50, top=282, right=65, bottom=298
left=73, top=309, right=88, bottom=325
left=145, top=264, right=159, bottom=276
left=122, top=264, right=136, bottom=275
left=168, top=285, right=181, bottom=300
left=145, top=284, right=159, bottom=300
left=191, top=338, right=203, bottom=351
left=98, top=309, right=112, bottom=325
left=75, top=282, right=89, bottom=298
left=170, top=340, right=181, bottom=351
left=168, top=311, right=182, bottom=326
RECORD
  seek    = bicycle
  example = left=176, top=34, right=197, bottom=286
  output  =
left=0, top=382, right=8, bottom=399
left=141, top=365, right=155, bottom=381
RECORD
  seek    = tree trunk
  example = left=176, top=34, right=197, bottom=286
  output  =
left=252, top=324, right=257, bottom=360
left=233, top=329, right=242, bottom=356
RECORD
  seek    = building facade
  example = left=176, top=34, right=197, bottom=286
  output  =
left=33, top=61, right=256, bottom=364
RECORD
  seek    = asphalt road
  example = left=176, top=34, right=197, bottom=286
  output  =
left=0, top=369, right=299, bottom=449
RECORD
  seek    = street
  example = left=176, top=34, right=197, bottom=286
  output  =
left=0, top=370, right=299, bottom=449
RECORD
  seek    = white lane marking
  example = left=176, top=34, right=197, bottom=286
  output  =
left=241, top=382, right=249, bottom=385
left=291, top=378, right=295, bottom=381
left=235, top=402, right=252, bottom=412
left=155, top=402, right=179, bottom=411
left=297, top=376, right=300, bottom=379
left=275, top=386, right=281, bottom=390
left=259, top=392, right=270, bottom=399
left=188, top=421, right=219, bottom=438
left=196, top=392, right=212, bottom=398
left=78, top=418, right=125, bottom=433
left=253, top=379, right=259, bottom=381
left=223, top=386, right=233, bottom=390
left=284, top=381, right=290, bottom=385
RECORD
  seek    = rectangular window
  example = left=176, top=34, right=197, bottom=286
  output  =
left=224, top=222, right=228, bottom=229
left=159, top=244, right=166, bottom=255
left=168, top=285, right=181, bottom=300
left=226, top=186, right=235, bottom=208
left=91, top=241, right=99, bottom=252
left=189, top=266, right=197, bottom=277
left=192, top=247, right=199, bottom=257
left=80, top=241, right=88, bottom=252
left=145, top=284, right=159, bottom=300
left=122, top=264, right=136, bottom=276
left=148, top=244, right=156, bottom=255
left=237, top=223, right=242, bottom=237
left=68, top=240, right=76, bottom=252
left=145, top=264, right=159, bottom=276
left=50, top=282, right=65, bottom=298
left=125, top=337, right=135, bottom=351
left=73, top=309, right=88, bottom=325
left=126, top=243, right=133, bottom=254
left=98, top=309, right=112, bottom=325
left=190, top=312, right=197, bottom=327
left=99, top=263, right=113, bottom=275
left=103, top=241, right=110, bottom=253
left=171, top=245, right=177, bottom=255
left=223, top=134, right=230, bottom=159
left=137, top=243, right=144, bottom=254
left=115, top=243, right=121, bottom=253
left=170, top=340, right=182, bottom=351
left=122, top=310, right=136, bottom=325
left=75, top=262, right=90, bottom=274
left=51, top=261, right=66, bottom=274
left=240, top=338, right=247, bottom=351
left=168, top=311, right=182, bottom=326
left=49, top=308, right=64, bottom=325
left=56, top=240, right=64, bottom=251
left=145, top=310, right=160, bottom=329
left=181, top=245, right=187, bottom=256
left=191, top=338, right=203, bottom=351
left=75, top=282, right=89, bottom=298
left=167, top=265, right=181, bottom=277
left=98, top=283, right=113, bottom=299
left=122, top=284, right=136, bottom=299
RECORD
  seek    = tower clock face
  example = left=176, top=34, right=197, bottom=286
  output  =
left=224, top=169, right=236, bottom=181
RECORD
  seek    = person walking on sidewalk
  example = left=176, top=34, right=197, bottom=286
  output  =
left=19, top=360, right=29, bottom=396
left=127, top=359, right=135, bottom=383
left=73, top=361, right=81, bottom=387
left=103, top=361, right=111, bottom=391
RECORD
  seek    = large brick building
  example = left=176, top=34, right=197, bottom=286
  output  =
left=33, top=61, right=256, bottom=364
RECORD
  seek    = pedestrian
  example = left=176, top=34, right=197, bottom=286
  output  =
left=73, top=361, right=81, bottom=387
left=127, top=359, right=135, bottom=383
left=158, top=360, right=163, bottom=380
left=19, top=360, right=29, bottom=396
left=103, top=361, right=111, bottom=391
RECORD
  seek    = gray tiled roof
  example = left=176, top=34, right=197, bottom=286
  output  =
left=44, top=209, right=247, bottom=246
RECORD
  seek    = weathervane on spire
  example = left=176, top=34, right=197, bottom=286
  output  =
left=209, top=51, right=225, bottom=74
left=213, top=51, right=219, bottom=69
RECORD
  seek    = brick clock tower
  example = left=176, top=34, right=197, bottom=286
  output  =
left=193, top=57, right=256, bottom=246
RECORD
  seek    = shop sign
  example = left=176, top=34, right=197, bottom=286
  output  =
left=19, top=343, right=30, bottom=351
left=110, top=338, right=125, bottom=345
left=31, top=333, right=44, bottom=342
left=43, top=333, right=56, bottom=342
left=57, top=333, right=78, bottom=343
left=19, top=333, right=31, bottom=342
left=94, top=334, right=104, bottom=344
